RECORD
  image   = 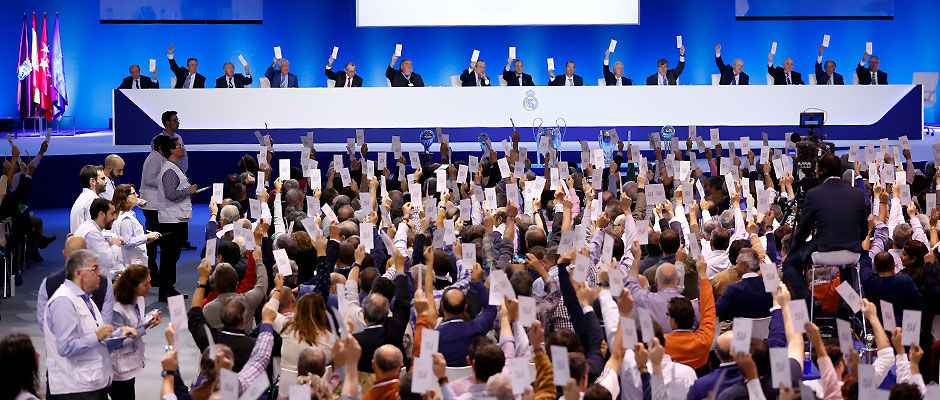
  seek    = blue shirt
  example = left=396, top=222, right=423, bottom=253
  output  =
left=37, top=276, right=114, bottom=333
left=47, top=280, right=123, bottom=357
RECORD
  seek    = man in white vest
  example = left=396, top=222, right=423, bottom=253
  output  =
left=74, top=198, right=125, bottom=277
left=44, top=249, right=137, bottom=399
left=69, top=165, right=106, bottom=234
left=157, top=136, right=196, bottom=302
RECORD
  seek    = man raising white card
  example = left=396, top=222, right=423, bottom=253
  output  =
left=857, top=51, right=887, bottom=85
left=503, top=56, right=534, bottom=86
left=118, top=64, right=159, bottom=89
left=460, top=58, right=490, bottom=87
left=215, top=61, right=252, bottom=88
left=326, top=50, right=362, bottom=87
left=602, top=47, right=632, bottom=86
left=265, top=56, right=299, bottom=88
left=387, top=47, right=425, bottom=87
left=645, top=45, right=685, bottom=85
left=767, top=53, right=804, bottom=85
left=548, top=60, right=583, bottom=86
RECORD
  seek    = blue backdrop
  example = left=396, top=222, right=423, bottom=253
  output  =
left=2, top=0, right=938, bottom=129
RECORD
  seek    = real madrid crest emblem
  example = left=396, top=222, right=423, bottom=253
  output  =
left=522, top=90, right=538, bottom=111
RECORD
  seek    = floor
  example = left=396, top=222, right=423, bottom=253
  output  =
left=0, top=206, right=213, bottom=398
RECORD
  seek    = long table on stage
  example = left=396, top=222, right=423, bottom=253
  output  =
left=113, top=85, right=923, bottom=146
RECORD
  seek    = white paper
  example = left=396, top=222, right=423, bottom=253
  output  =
left=274, top=46, right=282, bottom=59
left=394, top=44, right=403, bottom=57
left=518, top=296, right=537, bottom=327
left=238, top=54, right=247, bottom=67
left=635, top=220, right=649, bottom=245
left=204, top=325, right=217, bottom=360
left=273, top=249, right=293, bottom=277
left=608, top=268, right=624, bottom=297
left=485, top=187, right=497, bottom=209
left=787, top=299, right=809, bottom=333
left=510, top=358, right=529, bottom=395
left=547, top=58, right=555, bottom=71
left=835, top=281, right=862, bottom=313
left=769, top=347, right=791, bottom=388
left=901, top=309, right=921, bottom=346
left=822, top=34, right=831, bottom=47
left=731, top=318, right=753, bottom=354
left=836, top=318, right=854, bottom=356
left=550, top=345, right=570, bottom=386
left=278, top=159, right=290, bottom=180
left=411, top=356, right=434, bottom=394
left=289, top=384, right=311, bottom=400
left=211, top=183, right=224, bottom=204
left=360, top=222, right=374, bottom=252
left=760, top=263, right=780, bottom=293
left=771, top=41, right=777, bottom=55
left=509, top=46, right=516, bottom=59
left=866, top=42, right=873, bottom=54
left=330, top=46, right=339, bottom=60
left=205, top=238, right=217, bottom=265
left=409, top=152, right=420, bottom=168
left=168, top=294, right=188, bottom=331
left=149, top=58, right=156, bottom=72
left=321, top=204, right=337, bottom=223
left=881, top=300, right=897, bottom=331
left=928, top=193, right=936, bottom=212
left=636, top=307, right=655, bottom=343
left=420, top=328, right=439, bottom=356
left=710, top=128, right=720, bottom=147
left=219, top=369, right=239, bottom=400
left=471, top=49, right=480, bottom=62
left=676, top=35, right=682, bottom=49
left=608, top=39, right=617, bottom=53
left=620, top=317, right=638, bottom=349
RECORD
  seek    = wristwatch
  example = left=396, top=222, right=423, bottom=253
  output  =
left=164, top=345, right=174, bottom=351
left=161, top=370, right=174, bottom=378
left=438, top=377, right=449, bottom=385
left=197, top=283, right=208, bottom=290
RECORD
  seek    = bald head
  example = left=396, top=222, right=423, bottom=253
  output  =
left=103, top=154, right=125, bottom=179
left=373, top=344, right=404, bottom=375
left=782, top=58, right=794, bottom=73
left=442, top=287, right=467, bottom=317
left=63, top=236, right=87, bottom=258
left=654, top=263, right=680, bottom=288
left=732, top=59, right=744, bottom=74
left=716, top=331, right=733, bottom=362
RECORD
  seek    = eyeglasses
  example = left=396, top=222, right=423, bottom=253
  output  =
left=78, top=265, right=100, bottom=272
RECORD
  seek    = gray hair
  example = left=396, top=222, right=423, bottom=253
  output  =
left=485, top=373, right=514, bottom=400
left=718, top=210, right=735, bottom=229
left=362, top=293, right=390, bottom=324
left=285, top=188, right=304, bottom=208
left=893, top=223, right=913, bottom=249
left=220, top=205, right=240, bottom=225
left=223, top=62, right=234, bottom=69
left=613, top=61, right=624, bottom=68
left=736, top=248, right=760, bottom=272
left=654, top=263, right=679, bottom=286
left=65, top=249, right=97, bottom=280
left=702, top=220, right=720, bottom=238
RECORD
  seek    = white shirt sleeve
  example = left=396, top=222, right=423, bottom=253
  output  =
left=746, top=378, right=767, bottom=400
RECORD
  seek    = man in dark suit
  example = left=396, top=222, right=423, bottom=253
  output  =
left=548, top=60, right=583, bottom=86
left=645, top=45, right=686, bottom=85
left=265, top=58, right=299, bottom=88
left=715, top=249, right=773, bottom=321
left=460, top=60, right=490, bottom=86
left=386, top=54, right=424, bottom=87
left=860, top=251, right=924, bottom=325
left=215, top=62, right=253, bottom=88
left=325, top=57, right=362, bottom=87
left=352, top=274, right=412, bottom=373
left=118, top=64, right=159, bottom=89
left=715, top=44, right=748, bottom=85
left=815, top=45, right=844, bottom=85
left=767, top=53, right=804, bottom=85
left=503, top=58, right=534, bottom=86
left=602, top=49, right=632, bottom=86
left=167, top=45, right=205, bottom=89
left=782, top=154, right=867, bottom=299
left=857, top=53, right=888, bottom=85
left=437, top=267, right=496, bottom=367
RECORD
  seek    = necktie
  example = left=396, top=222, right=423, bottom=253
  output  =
left=185, top=74, right=193, bottom=88
left=828, top=76, right=833, bottom=85
left=871, top=72, right=876, bottom=85
left=567, top=77, right=572, bottom=86
left=228, top=77, right=233, bottom=88
left=731, top=75, right=737, bottom=85
left=786, top=74, right=791, bottom=85
left=616, top=77, right=622, bottom=86
left=346, top=77, right=351, bottom=87
left=135, top=79, right=140, bottom=89
left=661, top=75, right=666, bottom=85
left=476, top=75, right=481, bottom=86
left=281, top=75, right=288, bottom=88
left=517, top=75, right=522, bottom=86
left=80, top=294, right=96, bottom=317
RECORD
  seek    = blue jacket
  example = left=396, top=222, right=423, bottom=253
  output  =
left=264, top=65, right=299, bottom=88
left=437, top=281, right=497, bottom=367
left=716, top=275, right=773, bottom=321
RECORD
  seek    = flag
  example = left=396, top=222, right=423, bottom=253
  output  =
left=50, top=13, right=67, bottom=119
left=16, top=14, right=31, bottom=118
left=38, top=13, right=53, bottom=120
left=30, top=13, right=38, bottom=116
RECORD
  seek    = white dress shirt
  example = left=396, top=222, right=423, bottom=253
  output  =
left=565, top=75, right=574, bottom=86
left=74, top=219, right=123, bottom=276
left=69, top=188, right=98, bottom=234
left=659, top=74, right=667, bottom=85
left=100, top=177, right=115, bottom=201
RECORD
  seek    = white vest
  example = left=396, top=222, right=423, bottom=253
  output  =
left=115, top=211, right=147, bottom=266
left=110, top=301, right=146, bottom=381
left=43, top=284, right=111, bottom=394
left=157, top=160, right=192, bottom=224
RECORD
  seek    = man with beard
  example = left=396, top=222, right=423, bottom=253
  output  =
left=74, top=198, right=125, bottom=277
left=70, top=165, right=107, bottom=234
left=100, top=154, right=125, bottom=201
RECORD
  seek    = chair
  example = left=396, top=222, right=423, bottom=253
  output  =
left=852, top=74, right=859, bottom=85
left=170, top=76, right=177, bottom=88
left=810, top=250, right=869, bottom=357
left=913, top=72, right=939, bottom=108
left=808, top=74, right=817, bottom=85
left=711, top=74, right=720, bottom=86
left=498, top=75, right=508, bottom=86
left=326, top=79, right=335, bottom=88
left=445, top=366, right=474, bottom=382
left=387, top=78, right=392, bottom=87
left=450, top=76, right=462, bottom=87
left=598, top=78, right=606, bottom=86
left=260, top=77, right=271, bottom=88
left=766, top=74, right=775, bottom=85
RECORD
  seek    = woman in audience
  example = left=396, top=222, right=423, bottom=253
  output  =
left=0, top=333, right=40, bottom=400
left=112, top=183, right=161, bottom=268
left=274, top=291, right=336, bottom=391
left=110, top=264, right=162, bottom=399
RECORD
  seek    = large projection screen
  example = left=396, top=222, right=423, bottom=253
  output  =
left=356, top=0, right=640, bottom=27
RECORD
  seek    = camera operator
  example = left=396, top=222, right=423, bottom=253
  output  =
left=782, top=153, right=868, bottom=299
